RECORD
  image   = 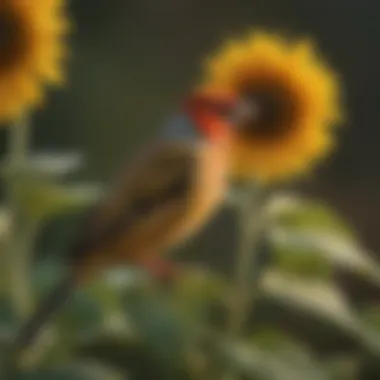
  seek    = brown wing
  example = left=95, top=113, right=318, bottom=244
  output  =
left=68, top=141, right=198, bottom=265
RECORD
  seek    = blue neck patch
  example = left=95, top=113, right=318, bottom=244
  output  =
left=159, top=113, right=201, bottom=142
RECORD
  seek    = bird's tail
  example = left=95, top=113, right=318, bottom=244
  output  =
left=6, top=275, right=77, bottom=374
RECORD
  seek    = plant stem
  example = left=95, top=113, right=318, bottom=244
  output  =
left=224, top=184, right=264, bottom=380
left=6, top=114, right=34, bottom=320
left=9, top=114, right=29, bottom=165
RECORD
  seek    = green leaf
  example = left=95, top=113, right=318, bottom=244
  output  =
left=32, top=261, right=66, bottom=296
left=326, top=355, right=360, bottom=380
left=86, top=280, right=122, bottom=312
left=122, top=287, right=191, bottom=365
left=261, top=270, right=359, bottom=333
left=30, top=262, right=121, bottom=362
left=267, top=194, right=355, bottom=238
left=356, top=307, right=380, bottom=355
left=102, top=268, right=147, bottom=293
left=172, top=267, right=228, bottom=325
left=1, top=152, right=84, bottom=180
left=260, top=270, right=380, bottom=356
left=79, top=337, right=192, bottom=380
left=25, top=152, right=84, bottom=178
left=272, top=243, right=333, bottom=279
left=93, top=269, right=200, bottom=378
left=83, top=268, right=207, bottom=378
left=56, top=290, right=104, bottom=344
left=250, top=328, right=304, bottom=351
left=361, top=307, right=380, bottom=332
left=218, top=339, right=330, bottom=380
left=270, top=228, right=380, bottom=285
left=248, top=328, right=335, bottom=377
left=16, top=180, right=102, bottom=220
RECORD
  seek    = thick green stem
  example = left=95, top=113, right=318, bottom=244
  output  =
left=223, top=185, right=264, bottom=380
left=6, top=114, right=34, bottom=319
left=9, top=114, right=29, bottom=165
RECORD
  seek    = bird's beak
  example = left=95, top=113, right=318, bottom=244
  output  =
left=185, top=89, right=239, bottom=114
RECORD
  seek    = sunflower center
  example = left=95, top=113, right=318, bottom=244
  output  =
left=0, top=4, right=27, bottom=72
left=240, top=85, right=297, bottom=140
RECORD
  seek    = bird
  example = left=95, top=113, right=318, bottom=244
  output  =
left=10, top=88, right=254, bottom=364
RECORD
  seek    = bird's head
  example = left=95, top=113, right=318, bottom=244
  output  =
left=184, top=88, right=255, bottom=141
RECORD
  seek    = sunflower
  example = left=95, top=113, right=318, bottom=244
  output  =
left=201, top=31, right=343, bottom=182
left=0, top=0, right=70, bottom=122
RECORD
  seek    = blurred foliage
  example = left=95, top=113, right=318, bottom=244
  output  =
left=1, top=155, right=380, bottom=380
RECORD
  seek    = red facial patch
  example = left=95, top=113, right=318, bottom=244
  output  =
left=184, top=91, right=237, bottom=140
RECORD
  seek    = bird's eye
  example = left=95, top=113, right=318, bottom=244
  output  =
left=215, top=103, right=232, bottom=116
left=229, top=100, right=257, bottom=125
left=201, top=98, right=231, bottom=116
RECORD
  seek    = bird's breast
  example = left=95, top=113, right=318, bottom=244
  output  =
left=185, top=141, right=228, bottom=233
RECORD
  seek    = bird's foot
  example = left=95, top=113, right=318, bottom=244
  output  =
left=135, top=257, right=180, bottom=283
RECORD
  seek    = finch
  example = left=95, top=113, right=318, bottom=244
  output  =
left=11, top=88, right=253, bottom=360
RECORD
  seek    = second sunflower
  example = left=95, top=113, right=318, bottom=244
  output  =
left=0, top=0, right=70, bottom=123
